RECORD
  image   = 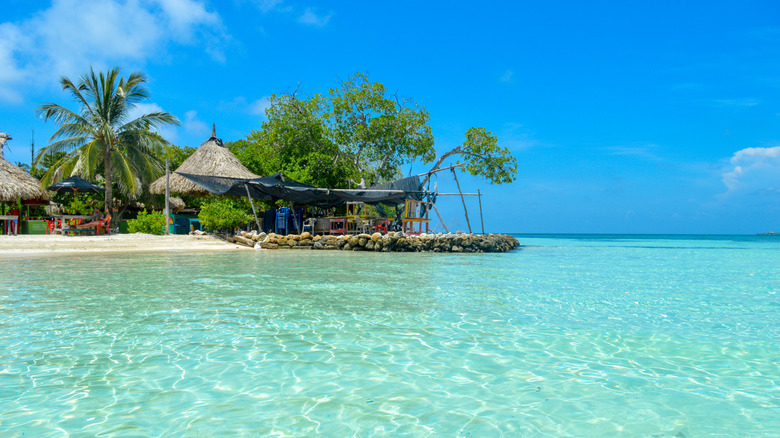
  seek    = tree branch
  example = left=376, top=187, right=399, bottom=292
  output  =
left=421, top=146, right=463, bottom=187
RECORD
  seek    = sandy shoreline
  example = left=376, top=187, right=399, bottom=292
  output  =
left=0, top=233, right=251, bottom=257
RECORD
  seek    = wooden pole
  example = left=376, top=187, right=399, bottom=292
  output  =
left=164, top=157, right=170, bottom=235
left=289, top=202, right=300, bottom=233
left=430, top=202, right=449, bottom=233
left=451, top=168, right=472, bottom=233
left=244, top=183, right=262, bottom=232
left=477, top=189, right=485, bottom=235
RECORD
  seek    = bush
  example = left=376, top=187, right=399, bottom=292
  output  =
left=66, top=197, right=97, bottom=215
left=127, top=210, right=166, bottom=235
left=198, top=197, right=253, bottom=232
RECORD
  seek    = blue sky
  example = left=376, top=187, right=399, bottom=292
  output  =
left=2, top=1, right=779, bottom=234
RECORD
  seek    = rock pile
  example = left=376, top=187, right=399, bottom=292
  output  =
left=231, top=230, right=520, bottom=253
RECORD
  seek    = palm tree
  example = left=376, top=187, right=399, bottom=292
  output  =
left=36, top=67, right=180, bottom=221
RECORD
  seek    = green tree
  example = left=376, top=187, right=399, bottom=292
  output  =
left=36, top=67, right=180, bottom=222
left=420, top=127, right=517, bottom=187
left=229, top=92, right=357, bottom=189
left=239, top=73, right=517, bottom=189
left=328, top=73, right=435, bottom=187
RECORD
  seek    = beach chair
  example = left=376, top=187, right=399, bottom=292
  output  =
left=45, top=218, right=58, bottom=234
left=5, top=209, right=19, bottom=235
left=302, top=217, right=316, bottom=234
left=373, top=219, right=388, bottom=235
left=352, top=216, right=371, bottom=234
left=95, top=215, right=111, bottom=235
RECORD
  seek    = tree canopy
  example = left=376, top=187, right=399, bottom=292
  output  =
left=231, top=73, right=516, bottom=190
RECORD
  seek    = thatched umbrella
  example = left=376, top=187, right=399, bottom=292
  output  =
left=149, top=125, right=259, bottom=195
left=0, top=133, right=50, bottom=202
left=168, top=196, right=185, bottom=213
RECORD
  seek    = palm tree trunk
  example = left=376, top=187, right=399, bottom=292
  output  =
left=104, top=150, right=113, bottom=224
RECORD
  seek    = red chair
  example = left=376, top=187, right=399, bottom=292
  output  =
left=5, top=209, right=20, bottom=235
left=95, top=214, right=111, bottom=235
left=45, top=218, right=58, bottom=234
left=373, top=219, right=388, bottom=234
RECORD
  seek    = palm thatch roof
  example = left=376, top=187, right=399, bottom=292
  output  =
left=0, top=133, right=50, bottom=202
left=168, top=196, right=185, bottom=213
left=150, top=125, right=259, bottom=195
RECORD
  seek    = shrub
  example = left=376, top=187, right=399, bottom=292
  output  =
left=127, top=209, right=166, bottom=235
left=66, top=197, right=97, bottom=215
left=198, top=197, right=253, bottom=232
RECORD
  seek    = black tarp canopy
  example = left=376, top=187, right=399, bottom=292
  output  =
left=176, top=172, right=424, bottom=207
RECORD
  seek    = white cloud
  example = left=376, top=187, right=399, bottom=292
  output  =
left=127, top=102, right=165, bottom=120
left=712, top=98, right=760, bottom=107
left=255, top=0, right=286, bottom=13
left=298, top=8, right=333, bottom=27
left=157, top=0, right=220, bottom=40
left=605, top=145, right=664, bottom=162
left=216, top=95, right=271, bottom=118
left=250, top=97, right=272, bottom=117
left=0, top=23, right=29, bottom=102
left=722, top=146, right=780, bottom=194
left=499, top=122, right=538, bottom=151
left=127, top=102, right=180, bottom=143
left=182, top=110, right=209, bottom=141
left=500, top=69, right=514, bottom=82
left=0, top=0, right=226, bottom=103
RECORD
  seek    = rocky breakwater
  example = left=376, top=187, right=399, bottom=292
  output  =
left=232, top=230, right=520, bottom=253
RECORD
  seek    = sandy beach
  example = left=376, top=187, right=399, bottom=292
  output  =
left=0, top=233, right=251, bottom=257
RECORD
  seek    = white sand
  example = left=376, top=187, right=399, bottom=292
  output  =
left=0, top=233, right=251, bottom=258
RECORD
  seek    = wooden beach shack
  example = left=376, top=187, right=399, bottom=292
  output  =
left=0, top=133, right=50, bottom=235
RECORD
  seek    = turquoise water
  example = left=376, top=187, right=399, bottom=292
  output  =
left=1, top=234, right=779, bottom=436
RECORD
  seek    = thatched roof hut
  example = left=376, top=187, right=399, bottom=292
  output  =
left=150, top=125, right=259, bottom=195
left=0, top=133, right=50, bottom=202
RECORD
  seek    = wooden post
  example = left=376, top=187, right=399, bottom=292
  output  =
left=430, top=202, right=449, bottom=233
left=164, top=157, right=170, bottom=235
left=244, top=183, right=262, bottom=232
left=289, top=202, right=300, bottom=233
left=478, top=189, right=485, bottom=235
left=451, top=168, right=472, bottom=233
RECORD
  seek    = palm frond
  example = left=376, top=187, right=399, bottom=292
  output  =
left=110, top=149, right=142, bottom=196
left=40, top=152, right=79, bottom=187
left=72, top=139, right=104, bottom=179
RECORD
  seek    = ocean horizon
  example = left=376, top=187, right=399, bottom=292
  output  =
left=1, top=233, right=778, bottom=436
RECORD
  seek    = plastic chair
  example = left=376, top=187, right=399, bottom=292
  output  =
left=95, top=215, right=111, bottom=235
left=302, top=217, right=316, bottom=234
left=353, top=216, right=371, bottom=234
left=173, top=218, right=188, bottom=234
left=5, top=209, right=20, bottom=235
left=45, top=218, right=58, bottom=234
left=373, top=219, right=388, bottom=235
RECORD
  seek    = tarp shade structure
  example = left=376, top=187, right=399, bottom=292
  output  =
left=334, top=176, right=424, bottom=205
left=176, top=172, right=424, bottom=207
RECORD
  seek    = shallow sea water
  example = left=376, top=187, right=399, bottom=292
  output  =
left=1, top=234, right=779, bottom=437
